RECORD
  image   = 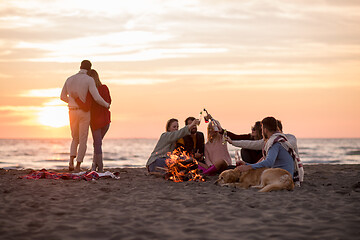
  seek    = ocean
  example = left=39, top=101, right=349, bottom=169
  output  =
left=0, top=138, right=359, bottom=170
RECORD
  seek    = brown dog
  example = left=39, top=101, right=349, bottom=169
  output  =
left=215, top=167, right=294, bottom=192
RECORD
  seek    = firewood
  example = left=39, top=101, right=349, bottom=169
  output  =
left=155, top=167, right=168, bottom=172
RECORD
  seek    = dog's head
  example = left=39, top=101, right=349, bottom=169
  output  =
left=215, top=169, right=240, bottom=185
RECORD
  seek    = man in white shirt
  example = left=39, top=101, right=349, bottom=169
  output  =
left=61, top=60, right=110, bottom=172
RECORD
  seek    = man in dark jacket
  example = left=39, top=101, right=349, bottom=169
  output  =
left=176, top=117, right=205, bottom=162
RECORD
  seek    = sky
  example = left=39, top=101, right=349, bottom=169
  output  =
left=0, top=0, right=359, bottom=139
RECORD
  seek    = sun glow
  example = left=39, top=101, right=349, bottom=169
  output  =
left=37, top=103, right=69, bottom=128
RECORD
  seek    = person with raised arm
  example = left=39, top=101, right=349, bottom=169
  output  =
left=176, top=116, right=205, bottom=163
left=199, top=119, right=232, bottom=175
left=219, top=121, right=263, bottom=164
left=147, top=118, right=200, bottom=173
left=195, top=110, right=232, bottom=175
left=228, top=119, right=299, bottom=157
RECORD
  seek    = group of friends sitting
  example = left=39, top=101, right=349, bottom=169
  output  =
left=146, top=115, right=304, bottom=186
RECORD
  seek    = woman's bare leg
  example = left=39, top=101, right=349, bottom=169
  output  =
left=198, top=162, right=209, bottom=169
left=213, top=160, right=228, bottom=172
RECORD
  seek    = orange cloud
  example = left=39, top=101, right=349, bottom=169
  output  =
left=0, top=0, right=359, bottom=138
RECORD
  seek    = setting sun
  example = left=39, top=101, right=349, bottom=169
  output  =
left=38, top=106, right=69, bottom=128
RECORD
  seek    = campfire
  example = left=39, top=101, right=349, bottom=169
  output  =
left=163, top=148, right=205, bottom=182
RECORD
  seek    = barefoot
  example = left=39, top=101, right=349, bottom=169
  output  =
left=69, top=164, right=74, bottom=171
left=69, top=158, right=75, bottom=171
left=74, top=162, right=81, bottom=173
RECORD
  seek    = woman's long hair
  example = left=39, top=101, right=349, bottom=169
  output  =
left=88, top=69, right=102, bottom=88
left=252, top=121, right=263, bottom=140
left=207, top=122, right=221, bottom=143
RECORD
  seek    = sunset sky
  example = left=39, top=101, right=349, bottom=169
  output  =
left=0, top=0, right=359, bottom=139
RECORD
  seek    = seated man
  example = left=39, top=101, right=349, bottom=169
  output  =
left=229, top=117, right=304, bottom=186
left=176, top=117, right=205, bottom=162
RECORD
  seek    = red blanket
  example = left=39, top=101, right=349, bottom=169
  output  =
left=20, top=169, right=101, bottom=181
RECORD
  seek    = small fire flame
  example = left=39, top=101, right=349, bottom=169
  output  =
left=165, top=148, right=205, bottom=182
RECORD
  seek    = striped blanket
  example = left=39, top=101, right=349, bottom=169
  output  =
left=20, top=169, right=120, bottom=181
left=263, top=133, right=304, bottom=187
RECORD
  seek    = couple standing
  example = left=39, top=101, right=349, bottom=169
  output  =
left=60, top=60, right=111, bottom=172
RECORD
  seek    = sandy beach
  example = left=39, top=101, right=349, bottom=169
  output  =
left=0, top=164, right=359, bottom=240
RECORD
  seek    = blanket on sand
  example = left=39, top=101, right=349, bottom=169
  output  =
left=19, top=169, right=120, bottom=181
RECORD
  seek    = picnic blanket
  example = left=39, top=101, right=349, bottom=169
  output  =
left=20, top=169, right=120, bottom=181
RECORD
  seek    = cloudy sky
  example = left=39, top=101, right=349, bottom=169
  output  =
left=0, top=0, right=359, bottom=138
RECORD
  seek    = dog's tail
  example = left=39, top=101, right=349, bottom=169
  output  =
left=258, top=174, right=294, bottom=192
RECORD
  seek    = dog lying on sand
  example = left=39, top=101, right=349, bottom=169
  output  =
left=215, top=168, right=294, bottom=192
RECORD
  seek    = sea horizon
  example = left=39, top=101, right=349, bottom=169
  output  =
left=0, top=138, right=359, bottom=170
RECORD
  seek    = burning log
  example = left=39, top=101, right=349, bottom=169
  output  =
left=164, top=148, right=205, bottom=182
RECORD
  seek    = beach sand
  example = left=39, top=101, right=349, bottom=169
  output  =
left=0, top=164, right=359, bottom=240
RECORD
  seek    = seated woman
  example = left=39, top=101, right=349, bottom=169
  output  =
left=228, top=120, right=299, bottom=159
left=199, top=120, right=232, bottom=175
left=146, top=118, right=200, bottom=173
left=221, top=121, right=263, bottom=164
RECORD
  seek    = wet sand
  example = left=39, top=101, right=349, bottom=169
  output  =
left=0, top=164, right=359, bottom=240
